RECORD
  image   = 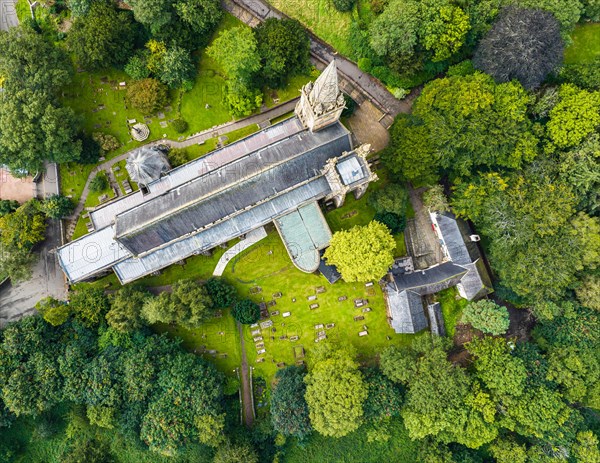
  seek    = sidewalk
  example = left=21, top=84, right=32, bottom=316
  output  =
left=213, top=227, right=268, bottom=276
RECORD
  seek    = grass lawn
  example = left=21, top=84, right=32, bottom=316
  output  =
left=153, top=309, right=242, bottom=376
left=564, top=23, right=600, bottom=64
left=268, top=0, right=356, bottom=55
left=282, top=416, right=418, bottom=463
left=221, top=230, right=418, bottom=381
left=433, top=287, right=468, bottom=338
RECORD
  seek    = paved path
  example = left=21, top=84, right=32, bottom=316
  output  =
left=0, top=0, right=18, bottom=32
left=65, top=99, right=298, bottom=237
left=223, top=0, right=413, bottom=128
left=213, top=227, right=268, bottom=276
left=237, top=322, right=255, bottom=426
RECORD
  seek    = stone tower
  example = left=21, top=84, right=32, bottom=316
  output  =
left=295, top=60, right=345, bottom=132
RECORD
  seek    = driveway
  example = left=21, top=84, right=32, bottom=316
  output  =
left=0, top=0, right=19, bottom=32
left=0, top=218, right=67, bottom=327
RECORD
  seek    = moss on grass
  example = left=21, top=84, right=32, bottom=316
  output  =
left=434, top=287, right=468, bottom=338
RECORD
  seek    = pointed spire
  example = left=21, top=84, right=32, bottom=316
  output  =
left=309, top=60, right=340, bottom=106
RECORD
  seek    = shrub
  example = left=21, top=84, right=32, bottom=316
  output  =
left=0, top=200, right=19, bottom=217
left=374, top=212, right=406, bottom=234
left=341, top=94, right=356, bottom=118
left=126, top=78, right=168, bottom=114
left=78, top=133, right=101, bottom=164
left=368, top=183, right=408, bottom=216
left=89, top=172, right=108, bottom=193
left=205, top=277, right=238, bottom=309
left=124, top=52, right=151, bottom=80
left=358, top=57, right=372, bottom=72
left=92, top=132, right=120, bottom=153
left=391, top=87, right=408, bottom=99
left=447, top=60, right=475, bottom=77
left=232, top=299, right=260, bottom=324
left=41, top=194, right=74, bottom=219
left=422, top=184, right=449, bottom=212
left=462, top=300, right=510, bottom=335
left=171, top=118, right=188, bottom=133
left=332, top=0, right=355, bottom=12
left=167, top=148, right=189, bottom=167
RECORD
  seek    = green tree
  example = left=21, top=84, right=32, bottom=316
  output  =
left=546, top=346, right=599, bottom=405
left=420, top=0, right=470, bottom=62
left=231, top=299, right=260, bottom=325
left=575, top=274, right=600, bottom=311
left=142, top=279, right=212, bottom=329
left=0, top=27, right=81, bottom=172
left=204, top=277, right=238, bottom=309
left=572, top=431, right=600, bottom=463
left=67, top=0, right=92, bottom=16
left=207, top=26, right=261, bottom=84
left=89, top=172, right=108, bottom=193
left=62, top=438, right=114, bottom=463
left=126, top=78, right=168, bottom=114
left=69, top=287, right=111, bottom=327
left=368, top=183, right=408, bottom=216
left=324, top=221, right=395, bottom=282
left=489, top=438, right=528, bottom=463
left=67, top=1, right=135, bottom=70
left=36, top=297, right=71, bottom=326
left=546, top=84, right=600, bottom=149
left=304, top=345, right=368, bottom=437
left=369, top=0, right=420, bottom=59
left=173, top=0, right=222, bottom=35
left=462, top=300, right=510, bottom=335
left=140, top=353, right=224, bottom=454
left=0, top=200, right=46, bottom=250
left=422, top=184, right=449, bottom=212
left=222, top=81, right=263, bottom=117
left=363, top=368, right=404, bottom=422
left=255, top=18, right=310, bottom=87
left=0, top=247, right=35, bottom=282
left=382, top=114, right=440, bottom=184
left=0, top=200, right=19, bottom=217
left=128, top=0, right=172, bottom=33
left=106, top=286, right=150, bottom=332
left=41, top=194, right=74, bottom=219
left=125, top=51, right=151, bottom=80
left=411, top=73, right=537, bottom=177
left=270, top=366, right=312, bottom=439
left=213, top=441, right=258, bottom=463
left=158, top=46, right=195, bottom=88
left=332, top=0, right=355, bottom=11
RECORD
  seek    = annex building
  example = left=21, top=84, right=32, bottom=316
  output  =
left=383, top=211, right=493, bottom=334
left=58, top=61, right=378, bottom=284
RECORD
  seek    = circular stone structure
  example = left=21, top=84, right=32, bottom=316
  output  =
left=130, top=123, right=150, bottom=142
left=126, top=146, right=170, bottom=185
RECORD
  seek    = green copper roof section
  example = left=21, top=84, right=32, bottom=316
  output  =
left=275, top=202, right=332, bottom=273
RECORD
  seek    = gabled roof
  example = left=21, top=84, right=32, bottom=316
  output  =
left=390, top=261, right=468, bottom=296
left=434, top=212, right=481, bottom=265
left=386, top=289, right=428, bottom=334
left=115, top=122, right=351, bottom=256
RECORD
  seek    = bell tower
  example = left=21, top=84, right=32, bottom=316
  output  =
left=295, top=60, right=345, bottom=132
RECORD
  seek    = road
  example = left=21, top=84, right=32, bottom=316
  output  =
left=0, top=0, right=18, bottom=32
left=223, top=0, right=413, bottom=127
left=0, top=218, right=66, bottom=327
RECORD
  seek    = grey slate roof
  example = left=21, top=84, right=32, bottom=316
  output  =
left=386, top=289, right=428, bottom=334
left=318, top=256, right=341, bottom=284
left=115, top=122, right=352, bottom=256
left=390, top=261, right=467, bottom=295
left=427, top=302, right=445, bottom=336
left=435, top=212, right=481, bottom=265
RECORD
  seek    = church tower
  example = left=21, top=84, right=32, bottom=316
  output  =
left=295, top=60, right=345, bottom=132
